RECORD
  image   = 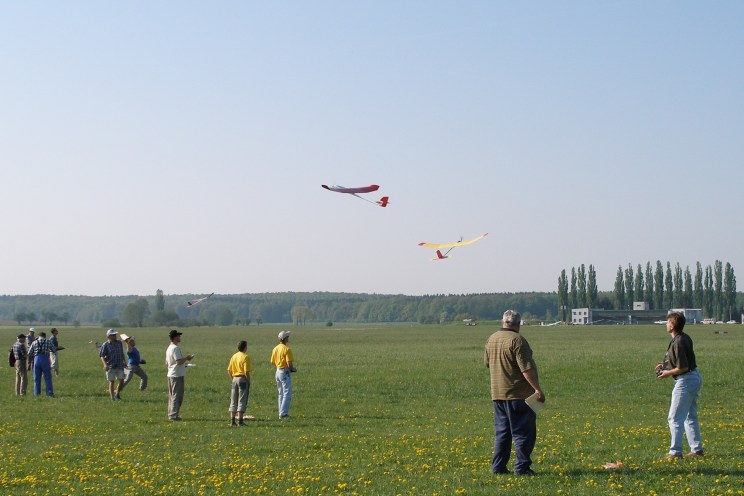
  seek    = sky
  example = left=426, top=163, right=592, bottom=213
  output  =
left=2, top=1, right=743, bottom=297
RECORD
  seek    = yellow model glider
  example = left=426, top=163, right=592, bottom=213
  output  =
left=418, top=233, right=488, bottom=261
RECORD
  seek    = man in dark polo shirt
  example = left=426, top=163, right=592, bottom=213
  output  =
left=484, top=309, right=545, bottom=476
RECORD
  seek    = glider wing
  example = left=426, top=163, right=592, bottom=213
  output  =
left=418, top=233, right=489, bottom=250
left=187, top=292, right=214, bottom=307
left=322, top=184, right=380, bottom=194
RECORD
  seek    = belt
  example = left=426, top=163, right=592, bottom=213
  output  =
left=232, top=375, right=246, bottom=378
left=673, top=368, right=696, bottom=379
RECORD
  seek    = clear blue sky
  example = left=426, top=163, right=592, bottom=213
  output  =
left=2, top=1, right=742, bottom=296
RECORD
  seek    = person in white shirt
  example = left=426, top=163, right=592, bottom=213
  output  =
left=165, top=330, right=194, bottom=421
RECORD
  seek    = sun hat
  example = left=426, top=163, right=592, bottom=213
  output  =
left=106, top=329, right=118, bottom=337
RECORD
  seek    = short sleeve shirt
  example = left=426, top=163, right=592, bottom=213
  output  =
left=99, top=340, right=125, bottom=369
left=227, top=351, right=252, bottom=377
left=668, top=332, right=696, bottom=375
left=484, top=329, right=536, bottom=400
left=166, top=343, right=185, bottom=378
left=270, top=343, right=294, bottom=369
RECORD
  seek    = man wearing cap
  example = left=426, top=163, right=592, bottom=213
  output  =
left=165, top=329, right=194, bottom=421
left=122, top=335, right=148, bottom=391
left=12, top=334, right=28, bottom=395
left=99, top=329, right=126, bottom=400
left=28, top=331, right=56, bottom=397
left=26, top=328, right=36, bottom=346
left=270, top=331, right=297, bottom=419
left=49, top=328, right=65, bottom=377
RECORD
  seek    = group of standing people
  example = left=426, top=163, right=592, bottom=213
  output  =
left=11, top=327, right=64, bottom=397
left=12, top=325, right=297, bottom=425
left=10, top=311, right=702, bottom=473
left=484, top=309, right=703, bottom=476
left=165, top=328, right=297, bottom=424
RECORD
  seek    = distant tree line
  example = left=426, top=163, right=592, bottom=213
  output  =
left=558, top=261, right=739, bottom=321
left=0, top=291, right=560, bottom=327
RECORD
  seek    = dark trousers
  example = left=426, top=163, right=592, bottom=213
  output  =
left=492, top=399, right=537, bottom=474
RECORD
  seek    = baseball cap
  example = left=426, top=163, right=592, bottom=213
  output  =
left=169, top=329, right=183, bottom=339
left=106, top=329, right=118, bottom=337
left=28, top=328, right=36, bottom=333
left=278, top=330, right=291, bottom=340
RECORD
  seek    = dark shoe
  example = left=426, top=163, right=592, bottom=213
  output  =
left=515, top=469, right=537, bottom=476
left=492, top=468, right=510, bottom=475
left=664, top=453, right=682, bottom=461
left=238, top=421, right=245, bottom=427
left=115, top=394, right=122, bottom=400
left=686, top=450, right=704, bottom=458
left=169, top=417, right=182, bottom=422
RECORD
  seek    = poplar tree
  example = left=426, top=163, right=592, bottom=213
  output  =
left=654, top=261, right=664, bottom=310
left=587, top=264, right=598, bottom=308
left=683, top=266, right=693, bottom=308
left=569, top=267, right=578, bottom=310
left=577, top=264, right=587, bottom=309
left=723, top=262, right=736, bottom=321
left=645, top=262, right=655, bottom=309
left=614, top=266, right=625, bottom=310
left=624, top=264, right=635, bottom=309
left=693, top=262, right=704, bottom=309
left=634, top=263, right=644, bottom=304
left=664, top=262, right=673, bottom=309
left=704, top=265, right=714, bottom=318
left=714, top=260, right=723, bottom=320
left=673, top=263, right=683, bottom=307
left=155, top=289, right=165, bottom=312
left=557, top=269, right=569, bottom=321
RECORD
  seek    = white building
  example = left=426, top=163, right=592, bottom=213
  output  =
left=670, top=308, right=703, bottom=324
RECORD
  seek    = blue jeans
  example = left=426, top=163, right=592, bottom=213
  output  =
left=33, top=354, right=54, bottom=397
left=668, top=369, right=702, bottom=455
left=275, top=368, right=292, bottom=418
left=492, top=399, right=536, bottom=474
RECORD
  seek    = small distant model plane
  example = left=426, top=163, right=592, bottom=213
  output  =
left=603, top=460, right=623, bottom=470
left=187, top=293, right=214, bottom=308
left=418, top=233, right=488, bottom=261
left=321, top=184, right=389, bottom=207
left=540, top=321, right=562, bottom=327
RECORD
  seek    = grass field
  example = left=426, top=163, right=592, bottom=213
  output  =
left=1, top=323, right=743, bottom=495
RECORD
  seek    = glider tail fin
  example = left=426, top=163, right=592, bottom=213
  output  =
left=432, top=249, right=452, bottom=261
left=377, top=196, right=389, bottom=207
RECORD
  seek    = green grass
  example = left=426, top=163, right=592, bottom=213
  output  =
left=1, top=323, right=743, bottom=495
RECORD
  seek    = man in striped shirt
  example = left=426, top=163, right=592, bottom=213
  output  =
left=12, top=334, right=28, bottom=396
left=99, top=329, right=126, bottom=401
left=28, top=331, right=56, bottom=397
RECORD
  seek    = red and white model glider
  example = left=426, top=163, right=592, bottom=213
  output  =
left=418, top=233, right=488, bottom=261
left=187, top=293, right=214, bottom=308
left=321, top=184, right=389, bottom=207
